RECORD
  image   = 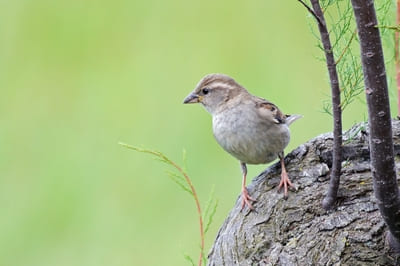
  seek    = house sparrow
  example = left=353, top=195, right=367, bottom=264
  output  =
left=183, top=74, right=301, bottom=210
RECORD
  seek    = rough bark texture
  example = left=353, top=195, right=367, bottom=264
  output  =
left=351, top=0, right=400, bottom=249
left=208, top=120, right=400, bottom=266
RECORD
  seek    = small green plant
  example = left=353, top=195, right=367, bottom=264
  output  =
left=309, top=0, right=394, bottom=117
left=119, top=142, right=218, bottom=266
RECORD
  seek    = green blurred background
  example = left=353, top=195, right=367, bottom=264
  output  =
left=0, top=1, right=397, bottom=265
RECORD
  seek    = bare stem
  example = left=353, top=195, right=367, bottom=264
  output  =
left=296, top=0, right=323, bottom=26
left=119, top=143, right=205, bottom=266
left=302, top=0, right=343, bottom=210
left=396, top=0, right=400, bottom=117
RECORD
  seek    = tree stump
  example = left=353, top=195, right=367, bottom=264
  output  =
left=208, top=120, right=400, bottom=266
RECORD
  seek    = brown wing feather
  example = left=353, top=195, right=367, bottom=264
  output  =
left=255, top=97, right=287, bottom=124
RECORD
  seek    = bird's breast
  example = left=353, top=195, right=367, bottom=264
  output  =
left=212, top=108, right=290, bottom=164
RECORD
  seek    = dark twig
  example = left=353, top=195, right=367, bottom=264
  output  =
left=300, top=0, right=343, bottom=210
left=350, top=0, right=400, bottom=252
left=296, top=0, right=323, bottom=26
left=396, top=0, right=400, bottom=117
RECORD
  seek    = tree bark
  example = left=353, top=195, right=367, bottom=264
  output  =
left=351, top=0, right=400, bottom=250
left=208, top=121, right=400, bottom=266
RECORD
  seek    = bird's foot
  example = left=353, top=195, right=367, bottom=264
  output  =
left=277, top=171, right=295, bottom=198
left=241, top=187, right=256, bottom=210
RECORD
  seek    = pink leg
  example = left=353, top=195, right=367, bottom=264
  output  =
left=240, top=162, right=256, bottom=210
left=277, top=154, right=295, bottom=197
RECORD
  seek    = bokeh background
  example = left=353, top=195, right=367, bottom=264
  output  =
left=0, top=1, right=397, bottom=265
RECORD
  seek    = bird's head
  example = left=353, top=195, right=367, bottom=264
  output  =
left=183, top=73, right=246, bottom=114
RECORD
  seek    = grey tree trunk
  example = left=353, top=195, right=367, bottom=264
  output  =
left=208, top=120, right=400, bottom=266
left=351, top=0, right=400, bottom=250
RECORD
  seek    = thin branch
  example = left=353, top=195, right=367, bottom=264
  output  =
left=297, top=0, right=323, bottom=26
left=375, top=25, right=400, bottom=31
left=304, top=0, right=343, bottom=210
left=298, top=0, right=343, bottom=209
left=335, top=28, right=357, bottom=65
left=119, top=143, right=205, bottom=266
left=397, top=0, right=400, bottom=117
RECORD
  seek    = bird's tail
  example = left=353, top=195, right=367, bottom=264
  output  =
left=285, top=114, right=303, bottom=126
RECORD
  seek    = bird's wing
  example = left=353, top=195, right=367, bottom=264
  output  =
left=254, top=97, right=287, bottom=124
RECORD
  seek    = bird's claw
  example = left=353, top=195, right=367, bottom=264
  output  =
left=241, top=188, right=256, bottom=210
left=277, top=171, right=295, bottom=198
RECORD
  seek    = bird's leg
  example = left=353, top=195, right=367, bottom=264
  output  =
left=277, top=152, right=294, bottom=198
left=240, top=162, right=256, bottom=210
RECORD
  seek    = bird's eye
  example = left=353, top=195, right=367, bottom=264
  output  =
left=202, top=88, right=209, bottom=95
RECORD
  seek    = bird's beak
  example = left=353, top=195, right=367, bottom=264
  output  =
left=183, top=93, right=201, bottom=104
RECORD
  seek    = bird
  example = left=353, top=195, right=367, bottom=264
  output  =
left=183, top=73, right=301, bottom=210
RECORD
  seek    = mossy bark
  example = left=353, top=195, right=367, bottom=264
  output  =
left=208, top=120, right=400, bottom=266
